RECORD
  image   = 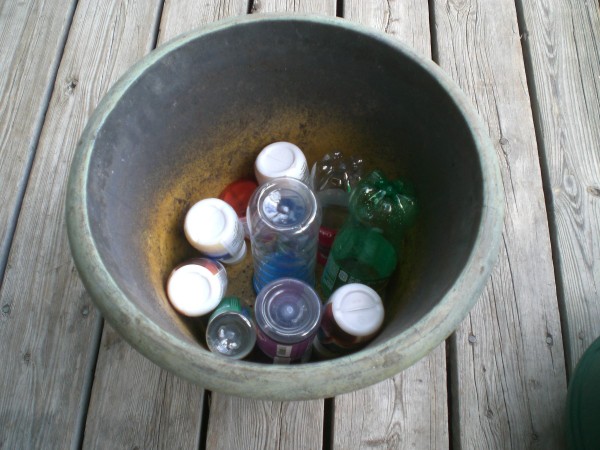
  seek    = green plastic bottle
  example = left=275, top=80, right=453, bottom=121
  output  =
left=320, top=170, right=417, bottom=297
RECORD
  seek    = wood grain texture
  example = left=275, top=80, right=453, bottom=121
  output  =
left=159, top=0, right=249, bottom=43
left=518, top=0, right=600, bottom=373
left=332, top=345, right=448, bottom=449
left=432, top=0, right=567, bottom=447
left=333, top=2, right=449, bottom=449
left=207, top=394, right=324, bottom=449
left=344, top=0, right=431, bottom=56
left=83, top=327, right=204, bottom=449
left=0, top=0, right=76, bottom=275
left=82, top=0, right=249, bottom=448
left=251, top=0, right=336, bottom=14
left=0, top=1, right=163, bottom=448
left=0, top=0, right=584, bottom=448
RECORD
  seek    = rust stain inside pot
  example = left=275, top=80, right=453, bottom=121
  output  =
left=142, top=107, right=420, bottom=352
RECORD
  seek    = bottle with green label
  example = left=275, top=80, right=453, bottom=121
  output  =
left=206, top=297, right=256, bottom=359
left=321, top=170, right=417, bottom=298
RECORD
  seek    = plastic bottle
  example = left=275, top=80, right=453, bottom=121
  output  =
left=313, top=283, right=384, bottom=359
left=166, top=258, right=227, bottom=317
left=254, top=142, right=311, bottom=186
left=254, top=278, right=323, bottom=364
left=184, top=198, right=247, bottom=264
left=246, top=177, right=321, bottom=293
left=321, top=170, right=418, bottom=297
left=311, top=151, right=363, bottom=265
left=206, top=297, right=256, bottom=359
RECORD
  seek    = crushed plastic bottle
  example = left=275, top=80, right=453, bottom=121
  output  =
left=320, top=170, right=418, bottom=297
left=311, top=152, right=363, bottom=265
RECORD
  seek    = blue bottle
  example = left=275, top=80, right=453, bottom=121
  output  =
left=247, top=177, right=321, bottom=293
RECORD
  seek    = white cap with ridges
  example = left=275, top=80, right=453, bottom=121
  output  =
left=254, top=141, right=310, bottom=185
left=166, top=259, right=227, bottom=316
left=330, top=283, right=384, bottom=337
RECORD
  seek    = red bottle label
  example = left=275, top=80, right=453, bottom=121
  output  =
left=317, top=226, right=337, bottom=265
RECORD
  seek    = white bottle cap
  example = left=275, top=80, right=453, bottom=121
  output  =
left=254, top=142, right=310, bottom=185
left=330, top=283, right=384, bottom=337
left=166, top=262, right=227, bottom=316
left=184, top=198, right=247, bottom=264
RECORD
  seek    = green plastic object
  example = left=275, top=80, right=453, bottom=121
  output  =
left=321, top=170, right=417, bottom=297
left=350, top=170, right=418, bottom=250
left=567, top=335, right=600, bottom=449
left=321, top=224, right=397, bottom=297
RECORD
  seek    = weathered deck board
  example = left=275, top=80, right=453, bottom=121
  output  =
left=332, top=1, right=449, bottom=448
left=332, top=346, right=448, bottom=449
left=206, top=395, right=325, bottom=449
left=158, top=0, right=249, bottom=42
left=344, top=0, right=431, bottom=53
left=0, top=0, right=163, bottom=448
left=518, top=0, right=600, bottom=373
left=0, top=1, right=587, bottom=448
left=0, top=0, right=76, bottom=277
left=83, top=329, right=205, bottom=449
left=205, top=2, right=335, bottom=448
left=432, top=0, right=567, bottom=448
left=81, top=0, right=249, bottom=448
left=251, top=0, right=336, bottom=14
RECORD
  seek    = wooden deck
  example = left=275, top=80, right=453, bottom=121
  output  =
left=1, top=0, right=599, bottom=448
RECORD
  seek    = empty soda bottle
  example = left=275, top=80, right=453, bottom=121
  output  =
left=311, top=152, right=363, bottom=265
left=247, top=177, right=321, bottom=293
left=321, top=170, right=418, bottom=297
left=254, top=278, right=323, bottom=364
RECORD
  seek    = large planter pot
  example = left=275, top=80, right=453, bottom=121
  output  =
left=66, top=14, right=504, bottom=400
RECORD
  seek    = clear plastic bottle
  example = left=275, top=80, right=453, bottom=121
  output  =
left=321, top=170, right=418, bottom=297
left=246, top=177, right=321, bottom=293
left=311, top=152, right=363, bottom=265
left=254, top=278, right=323, bottom=363
left=206, top=297, right=256, bottom=359
left=184, top=198, right=247, bottom=264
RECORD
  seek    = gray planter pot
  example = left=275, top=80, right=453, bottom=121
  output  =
left=66, top=14, right=504, bottom=400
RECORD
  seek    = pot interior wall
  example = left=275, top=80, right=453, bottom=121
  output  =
left=86, top=20, right=483, bottom=354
